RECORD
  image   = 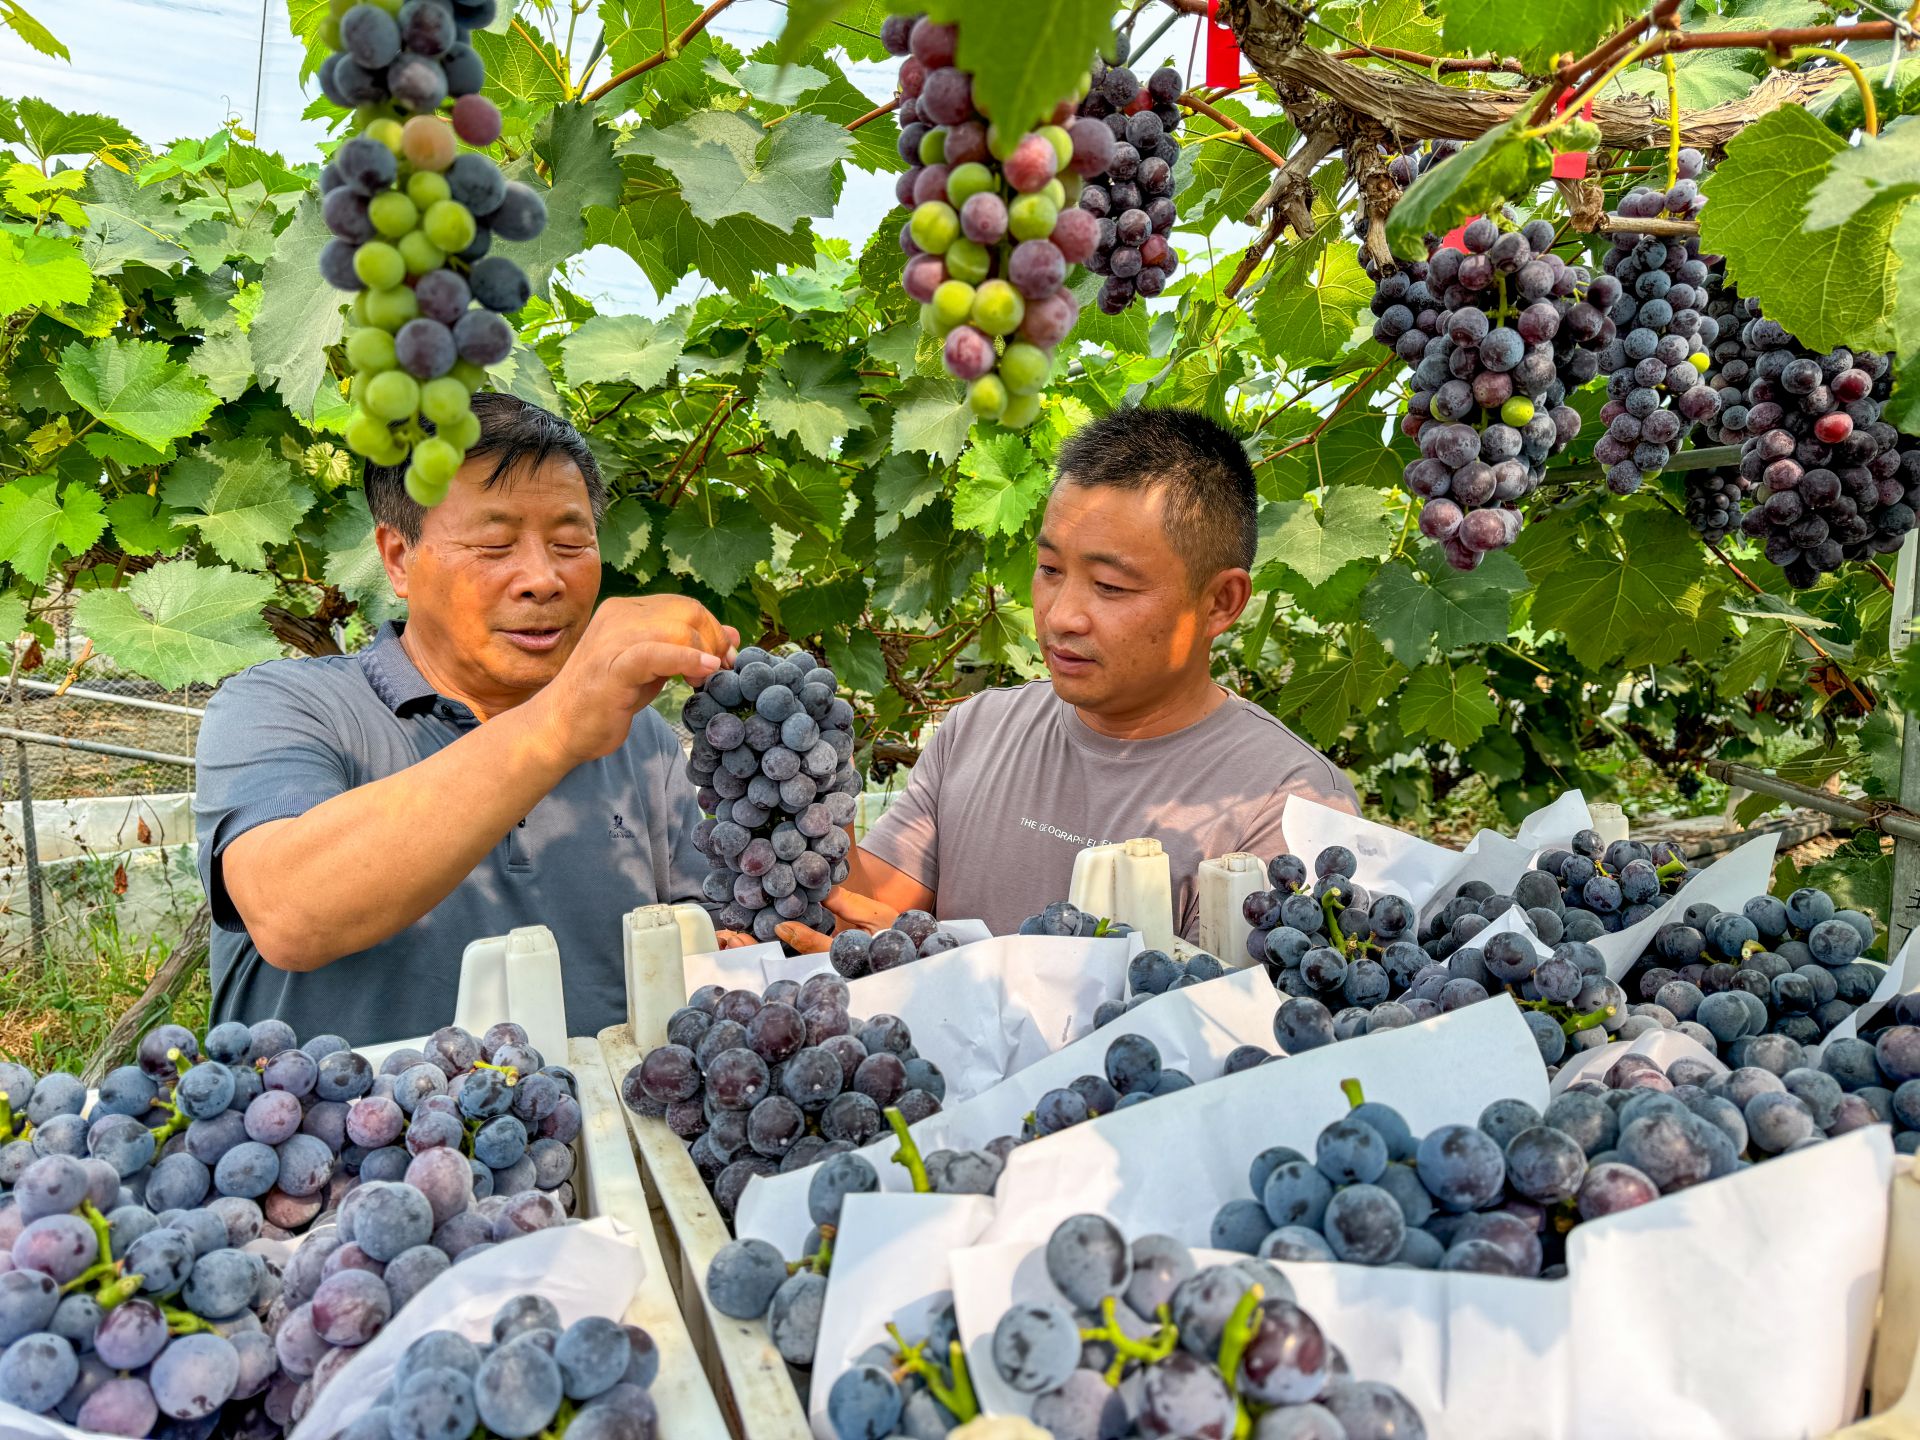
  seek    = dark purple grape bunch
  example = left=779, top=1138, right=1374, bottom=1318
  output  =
left=1075, top=50, right=1185, bottom=314
left=1693, top=286, right=1919, bottom=586
left=682, top=646, right=863, bottom=949
left=1375, top=216, right=1598, bottom=570
left=827, top=908, right=962, bottom=979
left=1587, top=149, right=1721, bottom=496
left=620, top=974, right=948, bottom=1219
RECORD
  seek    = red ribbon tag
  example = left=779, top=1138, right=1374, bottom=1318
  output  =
left=1205, top=0, right=1241, bottom=89
left=1442, top=217, right=1478, bottom=253
left=1551, top=92, right=1595, bottom=180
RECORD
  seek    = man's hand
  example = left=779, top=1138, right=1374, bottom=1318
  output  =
left=774, top=888, right=900, bottom=954
left=529, top=596, right=737, bottom=768
left=715, top=930, right=759, bottom=949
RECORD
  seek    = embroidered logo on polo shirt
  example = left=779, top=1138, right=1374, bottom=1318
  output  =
left=610, top=814, right=636, bottom=839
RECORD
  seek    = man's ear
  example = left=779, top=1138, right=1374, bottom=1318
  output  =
left=1203, top=567, right=1253, bottom=641
left=375, top=523, right=412, bottom=600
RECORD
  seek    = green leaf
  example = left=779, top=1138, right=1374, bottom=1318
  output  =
left=471, top=24, right=569, bottom=104
left=920, top=0, right=1111, bottom=138
left=104, top=493, right=191, bottom=557
left=871, top=501, right=983, bottom=621
left=1806, top=117, right=1920, bottom=231
left=319, top=490, right=405, bottom=627
left=891, top=378, right=974, bottom=466
left=79, top=163, right=189, bottom=275
left=1253, top=230, right=1372, bottom=365
left=761, top=251, right=857, bottom=312
left=561, top=314, right=687, bottom=390
left=622, top=109, right=851, bottom=232
left=661, top=495, right=774, bottom=596
left=487, top=342, right=563, bottom=414
left=1718, top=621, right=1795, bottom=695
left=0, top=592, right=25, bottom=646
left=587, top=169, right=816, bottom=296
left=1699, top=105, right=1897, bottom=352
left=772, top=0, right=894, bottom=64
left=56, top=337, right=218, bottom=451
left=74, top=561, right=282, bottom=688
left=249, top=195, right=343, bottom=420
left=1255, top=487, right=1397, bottom=588
left=160, top=437, right=314, bottom=569
left=1434, top=0, right=1635, bottom=71
left=0, top=98, right=132, bottom=164
left=1261, top=404, right=1412, bottom=501
left=0, top=474, right=106, bottom=582
left=825, top=629, right=887, bottom=695
left=51, top=276, right=128, bottom=339
left=760, top=50, right=906, bottom=175
left=781, top=575, right=866, bottom=636
left=1399, top=662, right=1500, bottom=749
left=757, top=343, right=870, bottom=459
left=1386, top=115, right=1552, bottom=262
left=0, top=231, right=91, bottom=316
left=599, top=496, right=657, bottom=574
left=1, top=2, right=70, bottom=61
left=1361, top=553, right=1524, bottom=666
left=954, top=431, right=1048, bottom=538
left=1890, top=206, right=1920, bottom=431
left=1532, top=509, right=1734, bottom=670
left=1606, top=51, right=1759, bottom=111
left=1274, top=632, right=1404, bottom=749
left=512, top=105, right=624, bottom=301
left=870, top=453, right=944, bottom=540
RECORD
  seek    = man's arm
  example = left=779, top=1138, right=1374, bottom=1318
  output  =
left=843, top=842, right=934, bottom=916
left=220, top=596, right=733, bottom=973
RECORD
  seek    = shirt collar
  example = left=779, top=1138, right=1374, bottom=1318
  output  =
left=359, top=621, right=440, bottom=716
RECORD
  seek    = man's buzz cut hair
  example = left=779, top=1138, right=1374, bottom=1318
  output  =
left=1053, top=405, right=1260, bottom=584
left=363, top=392, right=607, bottom=544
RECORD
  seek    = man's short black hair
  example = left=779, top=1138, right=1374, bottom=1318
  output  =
left=364, top=392, right=607, bottom=543
left=1054, top=406, right=1259, bottom=583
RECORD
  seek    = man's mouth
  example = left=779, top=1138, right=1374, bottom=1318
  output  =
left=1046, top=644, right=1096, bottom=671
left=500, top=626, right=567, bottom=654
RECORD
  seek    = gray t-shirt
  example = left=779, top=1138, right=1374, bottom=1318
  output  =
left=193, top=622, right=707, bottom=1045
left=862, top=682, right=1358, bottom=940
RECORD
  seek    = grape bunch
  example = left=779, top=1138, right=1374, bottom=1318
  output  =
left=886, top=12, right=1093, bottom=428
left=1527, top=830, right=1699, bottom=935
left=1683, top=466, right=1748, bottom=543
left=1211, top=1067, right=1897, bottom=1282
left=683, top=645, right=863, bottom=948
left=339, top=1297, right=659, bottom=1440
left=619, top=973, right=947, bottom=1220
left=1016, top=898, right=1137, bottom=939
left=1693, top=287, right=1920, bottom=584
left=315, top=0, right=549, bottom=505
left=962, top=1214, right=1423, bottom=1440
left=1117, top=946, right=1228, bottom=1004
left=1076, top=57, right=1186, bottom=315
left=1375, top=217, right=1600, bottom=569
left=1588, top=152, right=1723, bottom=495
left=0, top=1015, right=580, bottom=1435
left=827, top=908, right=964, bottom=979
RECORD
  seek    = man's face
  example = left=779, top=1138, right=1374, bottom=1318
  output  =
left=1032, top=480, right=1236, bottom=713
left=377, top=452, right=601, bottom=708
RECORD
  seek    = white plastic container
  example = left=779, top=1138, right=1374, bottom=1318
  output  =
left=1588, top=802, right=1630, bottom=845
left=356, top=923, right=568, bottom=1072
left=1193, top=850, right=1268, bottom=966
left=1070, top=837, right=1175, bottom=953
left=624, top=902, right=716, bottom=1045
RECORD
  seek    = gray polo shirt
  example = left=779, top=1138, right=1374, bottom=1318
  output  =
left=193, top=622, right=708, bottom=1045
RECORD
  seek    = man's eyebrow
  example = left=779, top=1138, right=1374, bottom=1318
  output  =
left=1083, top=550, right=1149, bottom=580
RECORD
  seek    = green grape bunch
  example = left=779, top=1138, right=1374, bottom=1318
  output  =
left=313, top=0, right=548, bottom=505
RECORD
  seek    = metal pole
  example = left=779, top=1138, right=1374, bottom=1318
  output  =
left=0, top=727, right=196, bottom=768
left=1702, top=761, right=1920, bottom=844
left=6, top=660, right=45, bottom=962
left=9, top=677, right=205, bottom=718
left=1890, top=532, right=1920, bottom=954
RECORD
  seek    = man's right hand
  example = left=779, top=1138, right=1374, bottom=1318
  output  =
left=775, top=888, right=900, bottom=954
left=529, top=596, right=737, bottom=768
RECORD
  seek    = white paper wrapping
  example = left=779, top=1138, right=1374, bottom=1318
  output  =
left=1548, top=1025, right=1727, bottom=1096
left=733, top=966, right=1283, bottom=1257
left=981, top=997, right=1550, bottom=1248
left=682, top=919, right=996, bottom=993
left=952, top=1128, right=1894, bottom=1440
left=1818, top=927, right=1916, bottom=1053
left=806, top=1193, right=995, bottom=1440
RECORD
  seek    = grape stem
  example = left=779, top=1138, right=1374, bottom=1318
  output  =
left=160, top=1304, right=214, bottom=1336
left=95, top=1273, right=143, bottom=1310
left=884, top=1105, right=931, bottom=1194
left=584, top=0, right=740, bottom=103
left=1662, top=54, right=1681, bottom=190
left=886, top=1323, right=982, bottom=1421
left=0, top=1095, right=12, bottom=1143
left=789, top=1224, right=835, bottom=1278
left=1213, top=1283, right=1266, bottom=1440
left=1318, top=887, right=1351, bottom=957
left=1561, top=1003, right=1616, bottom=1035
left=1341, top=1078, right=1366, bottom=1109
left=1078, top=1296, right=1180, bottom=1385
left=474, top=1059, right=520, bottom=1087
left=148, top=1098, right=191, bottom=1145
left=1790, top=47, right=1877, bottom=135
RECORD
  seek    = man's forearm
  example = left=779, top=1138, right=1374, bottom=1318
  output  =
left=223, top=704, right=574, bottom=971
left=845, top=842, right=936, bottom=916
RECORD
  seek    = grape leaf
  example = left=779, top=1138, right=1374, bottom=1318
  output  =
left=161, top=437, right=314, bottom=569
left=79, top=164, right=189, bottom=275
left=1531, top=509, right=1733, bottom=670
left=1361, top=553, right=1525, bottom=665
left=891, top=377, right=974, bottom=466
left=1, top=2, right=69, bottom=62
left=589, top=165, right=817, bottom=295
left=187, top=324, right=255, bottom=403
left=561, top=314, right=688, bottom=390
left=1699, top=105, right=1897, bottom=352
left=73, top=561, right=281, bottom=688
left=249, top=195, right=342, bottom=420
left=0, top=232, right=91, bottom=316
left=1888, top=207, right=1920, bottom=431
left=0, top=474, right=106, bottom=582
left=487, top=342, right=564, bottom=414
left=52, top=276, right=127, bottom=339
left=710, top=58, right=828, bottom=107
left=512, top=105, right=624, bottom=301
left=773, top=0, right=893, bottom=64
left=472, top=25, right=569, bottom=104
left=1434, top=0, right=1636, bottom=72
left=762, top=251, right=858, bottom=313
left=662, top=495, right=774, bottom=596
left=781, top=575, right=867, bottom=637
left=1260, top=405, right=1410, bottom=501
left=954, top=431, right=1048, bottom=538
left=56, top=336, right=217, bottom=451
left=871, top=501, right=983, bottom=621
left=1607, top=51, right=1758, bottom=111
left=1805, top=118, right=1920, bottom=231
left=1399, top=662, right=1499, bottom=749
left=757, top=343, right=871, bottom=459
left=318, top=491, right=406, bottom=627
left=825, top=630, right=888, bottom=695
left=598, top=496, right=657, bottom=575
left=1254, top=230, right=1372, bottom=365
left=104, top=493, right=191, bottom=558
left=1274, top=633, right=1403, bottom=749
left=1317, top=0, right=1441, bottom=54
left=920, top=0, right=1111, bottom=139
left=1172, top=99, right=1297, bottom=234
left=0, top=98, right=132, bottom=164
left=753, top=49, right=905, bottom=175
left=870, top=453, right=944, bottom=540
left=621, top=109, right=850, bottom=232
left=1254, top=487, right=1397, bottom=588
left=1386, top=115, right=1551, bottom=262
left=1718, top=621, right=1796, bottom=696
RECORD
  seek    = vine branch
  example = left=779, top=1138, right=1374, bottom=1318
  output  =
left=1178, top=90, right=1288, bottom=169
left=585, top=0, right=741, bottom=104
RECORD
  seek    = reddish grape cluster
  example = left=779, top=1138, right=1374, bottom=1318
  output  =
left=1074, top=55, right=1185, bottom=314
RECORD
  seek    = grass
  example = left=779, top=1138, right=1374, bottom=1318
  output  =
left=0, top=855, right=206, bottom=1074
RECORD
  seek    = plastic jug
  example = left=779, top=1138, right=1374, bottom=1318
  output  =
left=1070, top=837, right=1175, bottom=954
left=451, top=924, right=568, bottom=1064
left=623, top=903, right=716, bottom=1047
left=1194, top=851, right=1268, bottom=968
